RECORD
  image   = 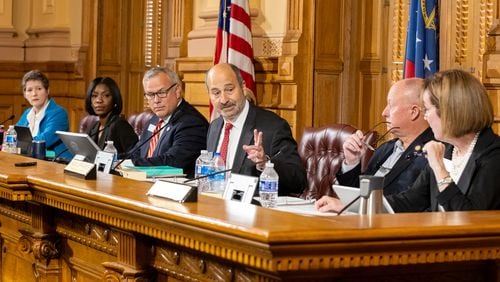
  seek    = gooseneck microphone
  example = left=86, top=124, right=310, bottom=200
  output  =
left=110, top=120, right=169, bottom=174
left=336, top=195, right=360, bottom=216
left=183, top=149, right=283, bottom=184
left=0, top=114, right=15, bottom=125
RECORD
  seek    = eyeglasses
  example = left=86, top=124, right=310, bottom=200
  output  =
left=363, top=123, right=400, bottom=151
left=144, top=83, right=177, bottom=100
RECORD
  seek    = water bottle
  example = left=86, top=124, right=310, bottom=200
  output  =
left=103, top=140, right=118, bottom=168
left=3, top=125, right=17, bottom=154
left=195, top=150, right=213, bottom=192
left=259, top=162, right=279, bottom=208
left=209, top=152, right=227, bottom=194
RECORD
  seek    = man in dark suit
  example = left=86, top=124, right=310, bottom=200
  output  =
left=129, top=67, right=208, bottom=177
left=205, top=63, right=306, bottom=196
left=316, top=78, right=434, bottom=212
left=336, top=78, right=434, bottom=196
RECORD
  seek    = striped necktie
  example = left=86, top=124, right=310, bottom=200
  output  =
left=147, top=120, right=163, bottom=158
left=220, top=123, right=233, bottom=162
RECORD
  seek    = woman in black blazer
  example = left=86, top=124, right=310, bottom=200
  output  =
left=85, top=77, right=138, bottom=154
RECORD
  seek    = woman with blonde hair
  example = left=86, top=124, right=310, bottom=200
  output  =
left=316, top=69, right=500, bottom=213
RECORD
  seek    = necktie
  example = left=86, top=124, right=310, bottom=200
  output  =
left=147, top=120, right=164, bottom=158
left=220, top=123, right=233, bottom=162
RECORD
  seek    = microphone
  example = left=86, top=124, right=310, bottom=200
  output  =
left=110, top=120, right=168, bottom=174
left=0, top=114, right=15, bottom=125
left=183, top=149, right=283, bottom=184
left=336, top=195, right=360, bottom=216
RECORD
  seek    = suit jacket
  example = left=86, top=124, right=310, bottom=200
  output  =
left=337, top=127, right=434, bottom=195
left=130, top=99, right=208, bottom=178
left=388, top=127, right=500, bottom=212
left=17, top=98, right=73, bottom=160
left=207, top=104, right=306, bottom=196
left=88, top=114, right=138, bottom=154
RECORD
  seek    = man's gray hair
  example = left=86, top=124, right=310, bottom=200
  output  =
left=143, top=67, right=180, bottom=86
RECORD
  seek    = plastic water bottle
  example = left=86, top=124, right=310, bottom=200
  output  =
left=259, top=162, right=279, bottom=208
left=195, top=150, right=213, bottom=192
left=3, top=125, right=17, bottom=154
left=103, top=140, right=118, bottom=168
left=209, top=152, right=227, bottom=194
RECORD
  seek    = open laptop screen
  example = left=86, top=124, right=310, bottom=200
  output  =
left=14, top=126, right=33, bottom=155
left=56, top=131, right=101, bottom=162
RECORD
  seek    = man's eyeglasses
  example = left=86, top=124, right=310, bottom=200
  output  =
left=144, top=83, right=177, bottom=100
left=362, top=121, right=400, bottom=151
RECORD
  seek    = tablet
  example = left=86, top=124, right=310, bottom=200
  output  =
left=56, top=131, right=101, bottom=162
left=332, top=184, right=395, bottom=214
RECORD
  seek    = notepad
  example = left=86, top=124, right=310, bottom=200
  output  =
left=124, top=165, right=184, bottom=178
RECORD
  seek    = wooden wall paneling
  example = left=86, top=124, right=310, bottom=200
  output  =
left=313, top=0, right=346, bottom=127
left=358, top=0, right=386, bottom=130
left=293, top=0, right=314, bottom=138
left=126, top=0, right=146, bottom=116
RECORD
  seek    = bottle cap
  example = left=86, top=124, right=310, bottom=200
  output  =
left=265, top=161, right=274, bottom=167
left=106, top=140, right=114, bottom=144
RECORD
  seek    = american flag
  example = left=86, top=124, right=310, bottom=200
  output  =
left=403, top=0, right=439, bottom=78
left=212, top=0, right=256, bottom=118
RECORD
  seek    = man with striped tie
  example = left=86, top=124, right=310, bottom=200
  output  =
left=129, top=67, right=208, bottom=178
left=205, top=63, right=306, bottom=196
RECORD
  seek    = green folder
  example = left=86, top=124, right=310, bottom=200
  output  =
left=124, top=165, right=184, bottom=178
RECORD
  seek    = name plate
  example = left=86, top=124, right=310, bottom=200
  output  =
left=64, top=159, right=97, bottom=180
left=223, top=173, right=258, bottom=204
left=147, top=180, right=197, bottom=203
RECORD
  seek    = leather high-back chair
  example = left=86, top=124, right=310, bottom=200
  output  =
left=78, top=115, right=99, bottom=133
left=298, top=124, right=378, bottom=200
left=127, top=111, right=154, bottom=138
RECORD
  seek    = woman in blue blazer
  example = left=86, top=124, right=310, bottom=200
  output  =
left=17, top=70, right=73, bottom=161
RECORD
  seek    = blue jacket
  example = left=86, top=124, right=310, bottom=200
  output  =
left=17, top=98, right=73, bottom=160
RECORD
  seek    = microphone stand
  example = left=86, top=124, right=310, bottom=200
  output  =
left=110, top=120, right=169, bottom=175
left=183, top=149, right=283, bottom=184
left=0, top=114, right=15, bottom=125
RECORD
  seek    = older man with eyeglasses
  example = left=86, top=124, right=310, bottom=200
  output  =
left=317, top=78, right=434, bottom=213
left=128, top=67, right=208, bottom=177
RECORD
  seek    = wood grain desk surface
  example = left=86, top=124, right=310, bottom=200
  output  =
left=1, top=151, right=500, bottom=277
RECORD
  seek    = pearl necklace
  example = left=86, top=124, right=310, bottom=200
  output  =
left=450, top=132, right=479, bottom=179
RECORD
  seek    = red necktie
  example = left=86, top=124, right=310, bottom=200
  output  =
left=147, top=120, right=163, bottom=158
left=220, top=123, right=233, bottom=162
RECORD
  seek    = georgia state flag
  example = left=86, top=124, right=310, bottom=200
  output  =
left=403, top=0, right=439, bottom=78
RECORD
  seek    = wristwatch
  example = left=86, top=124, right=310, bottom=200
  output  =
left=437, top=175, right=453, bottom=186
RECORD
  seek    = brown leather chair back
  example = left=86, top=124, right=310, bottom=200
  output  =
left=127, top=111, right=154, bottom=138
left=298, top=124, right=378, bottom=200
left=78, top=115, right=99, bottom=133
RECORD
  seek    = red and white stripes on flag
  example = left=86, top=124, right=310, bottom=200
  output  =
left=212, top=0, right=256, bottom=119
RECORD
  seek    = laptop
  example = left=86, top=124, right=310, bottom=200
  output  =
left=56, top=131, right=101, bottom=162
left=14, top=126, right=33, bottom=155
left=332, top=184, right=395, bottom=214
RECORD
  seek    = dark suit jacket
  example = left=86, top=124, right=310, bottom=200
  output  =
left=337, top=127, right=434, bottom=195
left=388, top=127, right=500, bottom=212
left=207, top=104, right=307, bottom=196
left=88, top=115, right=138, bottom=154
left=130, top=99, right=208, bottom=178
